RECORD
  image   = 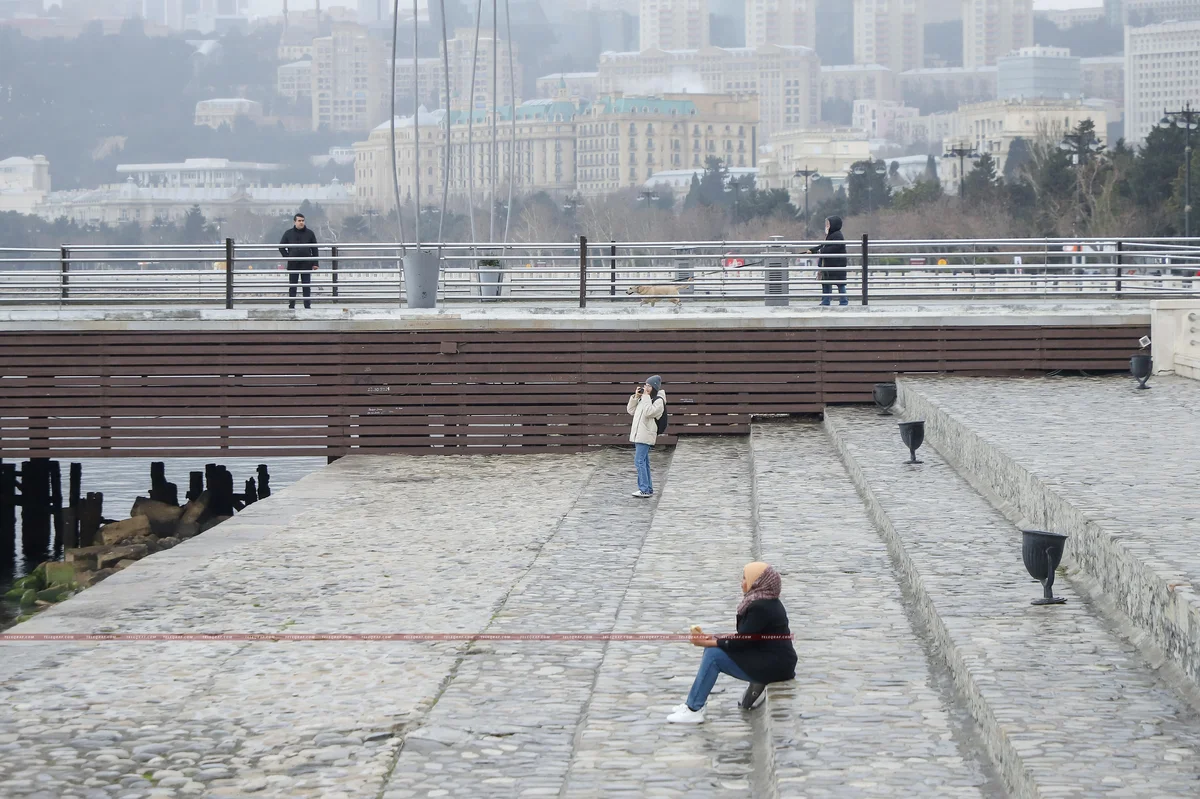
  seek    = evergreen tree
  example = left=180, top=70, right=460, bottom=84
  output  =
left=961, top=151, right=1000, bottom=206
left=682, top=174, right=703, bottom=211
left=922, top=154, right=939, bottom=183
left=1003, top=137, right=1034, bottom=182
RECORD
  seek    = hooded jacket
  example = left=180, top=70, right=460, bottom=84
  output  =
left=279, top=225, right=319, bottom=270
left=814, top=216, right=847, bottom=283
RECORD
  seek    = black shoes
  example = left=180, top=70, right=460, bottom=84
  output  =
left=739, top=683, right=767, bottom=710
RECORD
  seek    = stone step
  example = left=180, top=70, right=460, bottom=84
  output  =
left=749, top=421, right=999, bottom=798
left=562, top=437, right=766, bottom=798
left=380, top=447, right=671, bottom=798
left=897, top=374, right=1200, bottom=698
left=825, top=406, right=1200, bottom=797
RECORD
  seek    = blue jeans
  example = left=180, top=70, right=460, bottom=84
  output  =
left=821, top=283, right=847, bottom=305
left=635, top=443, right=653, bottom=494
left=686, top=646, right=752, bottom=711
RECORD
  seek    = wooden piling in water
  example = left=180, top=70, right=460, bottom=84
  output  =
left=257, top=464, right=271, bottom=499
left=78, top=492, right=103, bottom=548
left=0, top=462, right=16, bottom=573
left=62, top=463, right=82, bottom=551
left=187, top=471, right=204, bottom=502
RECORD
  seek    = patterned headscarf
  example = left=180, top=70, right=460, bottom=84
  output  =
left=737, top=564, right=782, bottom=616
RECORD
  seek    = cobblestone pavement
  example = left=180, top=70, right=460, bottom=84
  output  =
left=751, top=422, right=998, bottom=798
left=378, top=447, right=671, bottom=798
left=559, top=437, right=764, bottom=798
left=901, top=375, right=1200, bottom=590
left=826, top=407, right=1200, bottom=797
left=0, top=453, right=597, bottom=799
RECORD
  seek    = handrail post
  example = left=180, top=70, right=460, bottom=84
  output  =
left=331, top=245, right=339, bottom=299
left=861, top=234, right=869, bottom=306
left=610, top=241, right=617, bottom=297
left=60, top=246, right=69, bottom=302
left=579, top=235, right=588, bottom=309
left=1115, top=240, right=1123, bottom=296
left=225, top=237, right=234, bottom=309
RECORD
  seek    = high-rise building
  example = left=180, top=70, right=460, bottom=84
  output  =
left=444, top=28, right=523, bottom=112
left=852, top=0, right=924, bottom=74
left=963, top=0, right=1033, bottom=69
left=1110, top=0, right=1200, bottom=25
left=597, top=44, right=820, bottom=135
left=997, top=46, right=1081, bottom=101
left=311, top=23, right=387, bottom=132
left=1124, top=20, right=1200, bottom=144
left=744, top=0, right=818, bottom=49
left=639, top=0, right=710, bottom=50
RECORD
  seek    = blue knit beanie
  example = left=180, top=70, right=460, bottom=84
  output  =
left=646, top=375, right=662, bottom=390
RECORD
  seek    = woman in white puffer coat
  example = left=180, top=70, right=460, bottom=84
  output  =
left=626, top=374, right=665, bottom=498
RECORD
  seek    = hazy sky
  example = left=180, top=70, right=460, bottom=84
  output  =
left=243, top=0, right=1098, bottom=17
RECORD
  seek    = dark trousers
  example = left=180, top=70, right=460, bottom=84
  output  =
left=288, top=269, right=312, bottom=309
left=821, top=283, right=847, bottom=306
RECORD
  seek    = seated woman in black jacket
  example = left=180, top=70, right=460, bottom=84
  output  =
left=667, top=562, right=797, bottom=724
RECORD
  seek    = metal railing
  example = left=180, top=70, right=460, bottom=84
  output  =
left=1, top=236, right=1198, bottom=308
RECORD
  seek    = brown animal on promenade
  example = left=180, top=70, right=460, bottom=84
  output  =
left=626, top=280, right=691, bottom=306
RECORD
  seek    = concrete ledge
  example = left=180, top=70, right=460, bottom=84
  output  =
left=897, top=378, right=1200, bottom=696
left=0, top=302, right=1153, bottom=332
left=822, top=410, right=1037, bottom=798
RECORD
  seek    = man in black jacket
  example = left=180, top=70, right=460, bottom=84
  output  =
left=279, top=213, right=318, bottom=309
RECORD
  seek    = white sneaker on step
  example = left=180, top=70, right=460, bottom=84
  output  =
left=666, top=706, right=705, bottom=724
left=631, top=491, right=651, bottom=498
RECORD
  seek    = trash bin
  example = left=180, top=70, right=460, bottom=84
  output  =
left=672, top=246, right=695, bottom=295
left=403, top=249, right=439, bottom=309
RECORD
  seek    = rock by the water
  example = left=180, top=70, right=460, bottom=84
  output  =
left=96, top=543, right=149, bottom=570
left=131, top=497, right=184, bottom=535
left=87, top=568, right=116, bottom=586
left=65, top=546, right=108, bottom=571
left=99, top=516, right=152, bottom=546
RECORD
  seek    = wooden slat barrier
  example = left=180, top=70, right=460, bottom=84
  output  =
left=0, top=325, right=1145, bottom=457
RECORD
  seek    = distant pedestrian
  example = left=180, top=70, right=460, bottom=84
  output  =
left=279, top=213, right=318, bottom=310
left=808, top=215, right=848, bottom=306
left=667, top=562, right=797, bottom=724
left=627, top=375, right=666, bottom=498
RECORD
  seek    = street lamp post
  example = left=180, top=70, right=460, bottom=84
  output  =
left=851, top=160, right=887, bottom=214
left=794, top=166, right=820, bottom=238
left=637, top=189, right=659, bottom=207
left=1160, top=103, right=1198, bottom=239
left=725, top=177, right=750, bottom=224
left=563, top=194, right=582, bottom=215
left=945, top=143, right=980, bottom=201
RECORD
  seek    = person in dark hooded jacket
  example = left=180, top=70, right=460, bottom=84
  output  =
left=808, top=215, right=848, bottom=306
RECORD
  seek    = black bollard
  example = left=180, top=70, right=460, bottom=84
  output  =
left=187, top=471, right=204, bottom=503
left=256, top=464, right=271, bottom=499
left=49, top=461, right=62, bottom=510
left=0, top=462, right=16, bottom=575
left=20, top=459, right=53, bottom=565
left=62, top=463, right=82, bottom=552
left=78, top=492, right=103, bottom=548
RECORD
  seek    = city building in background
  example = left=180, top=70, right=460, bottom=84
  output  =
left=852, top=99, right=920, bottom=139
left=444, top=29, right=522, bottom=112
left=852, top=0, right=925, bottom=74
left=639, top=0, right=710, bottom=50
left=0, top=155, right=51, bottom=215
left=1080, top=56, right=1124, bottom=108
left=277, top=59, right=313, bottom=102
left=392, top=56, right=446, bottom=111
left=821, top=64, right=902, bottom=107
left=33, top=179, right=355, bottom=227
left=311, top=23, right=387, bottom=132
left=1110, top=0, right=1200, bottom=24
left=354, top=98, right=579, bottom=211
left=536, top=73, right=602, bottom=103
left=1037, top=5, right=1106, bottom=28
left=194, top=98, right=264, bottom=129
left=1124, top=19, right=1200, bottom=144
left=597, top=44, right=819, bottom=136
left=997, top=46, right=1081, bottom=101
left=900, top=65, right=998, bottom=109
left=576, top=93, right=759, bottom=194
left=963, top=0, right=1033, bottom=68
left=756, top=128, right=872, bottom=196
left=950, top=98, right=1109, bottom=173
left=744, top=0, right=817, bottom=50
left=115, top=159, right=283, bottom=188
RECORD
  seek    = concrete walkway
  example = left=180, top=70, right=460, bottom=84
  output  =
left=8, top=375, right=1200, bottom=797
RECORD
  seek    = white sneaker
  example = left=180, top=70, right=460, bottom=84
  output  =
left=671, top=703, right=690, bottom=714
left=666, top=706, right=705, bottom=724
left=631, top=491, right=651, bottom=498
